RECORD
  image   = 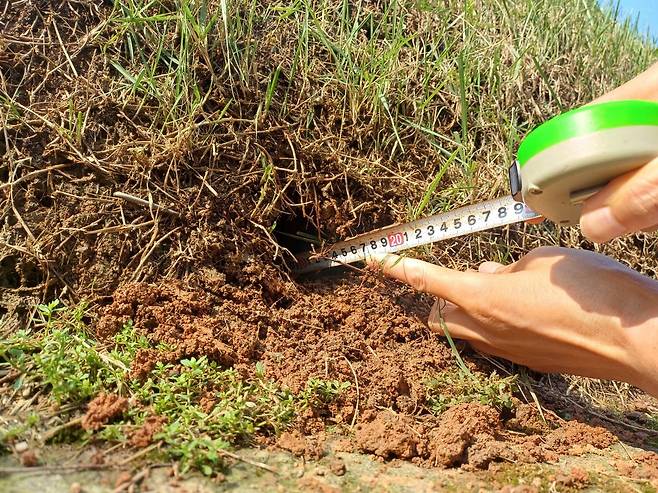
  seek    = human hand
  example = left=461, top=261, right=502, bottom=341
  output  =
left=580, top=156, right=658, bottom=242
left=370, top=247, right=658, bottom=396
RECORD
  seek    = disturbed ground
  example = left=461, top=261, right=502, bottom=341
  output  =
left=88, top=268, right=658, bottom=473
left=1, top=441, right=658, bottom=492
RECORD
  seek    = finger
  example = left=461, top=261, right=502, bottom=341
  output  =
left=478, top=261, right=506, bottom=274
left=427, top=300, right=492, bottom=345
left=580, top=156, right=658, bottom=242
left=469, top=340, right=561, bottom=374
left=469, top=340, right=518, bottom=362
left=368, top=254, right=481, bottom=304
left=591, top=61, right=658, bottom=103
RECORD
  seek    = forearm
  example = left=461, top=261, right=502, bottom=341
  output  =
left=594, top=61, right=658, bottom=102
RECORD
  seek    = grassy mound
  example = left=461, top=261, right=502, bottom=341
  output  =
left=1, top=0, right=658, bottom=480
left=2, top=0, right=656, bottom=308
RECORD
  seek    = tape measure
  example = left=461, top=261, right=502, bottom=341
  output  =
left=297, top=100, right=658, bottom=273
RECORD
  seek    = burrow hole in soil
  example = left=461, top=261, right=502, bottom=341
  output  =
left=0, top=256, right=21, bottom=289
left=273, top=210, right=322, bottom=256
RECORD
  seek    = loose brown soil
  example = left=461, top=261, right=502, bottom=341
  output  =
left=2, top=0, right=658, bottom=482
left=92, top=271, right=654, bottom=470
left=130, top=416, right=168, bottom=448
left=82, top=393, right=129, bottom=431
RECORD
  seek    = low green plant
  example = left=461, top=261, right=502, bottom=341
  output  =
left=424, top=370, right=517, bottom=415
left=301, top=378, right=351, bottom=407
left=2, top=301, right=126, bottom=403
left=0, top=301, right=351, bottom=475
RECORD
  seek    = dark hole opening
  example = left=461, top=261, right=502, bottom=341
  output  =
left=0, top=256, right=20, bottom=289
left=273, top=211, right=321, bottom=255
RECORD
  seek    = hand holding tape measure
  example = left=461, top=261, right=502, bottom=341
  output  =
left=298, top=99, right=658, bottom=273
left=296, top=69, right=658, bottom=397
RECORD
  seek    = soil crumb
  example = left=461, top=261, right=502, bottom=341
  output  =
left=82, top=393, right=129, bottom=431
left=277, top=430, right=325, bottom=459
left=130, top=416, right=168, bottom=448
left=328, top=457, right=346, bottom=476
left=19, top=450, right=39, bottom=467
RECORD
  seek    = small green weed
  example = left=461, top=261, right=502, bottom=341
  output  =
left=425, top=305, right=517, bottom=415
left=424, top=370, right=517, bottom=415
left=0, top=301, right=350, bottom=475
left=2, top=300, right=128, bottom=403
left=301, top=378, right=351, bottom=407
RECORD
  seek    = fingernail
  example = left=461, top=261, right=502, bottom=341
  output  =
left=428, top=301, right=442, bottom=331
left=429, top=300, right=440, bottom=322
left=580, top=206, right=626, bottom=242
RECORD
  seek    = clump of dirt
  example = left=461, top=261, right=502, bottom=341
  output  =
left=82, top=393, right=129, bottom=431
left=427, top=403, right=503, bottom=468
left=466, top=440, right=517, bottom=470
left=19, top=450, right=39, bottom=467
left=554, top=467, right=590, bottom=489
left=328, top=457, right=346, bottom=476
left=507, top=403, right=556, bottom=435
left=615, top=451, right=658, bottom=481
left=541, top=420, right=615, bottom=455
left=354, top=410, right=427, bottom=461
left=130, top=416, right=168, bottom=448
left=277, top=430, right=325, bottom=459
left=96, top=280, right=269, bottom=378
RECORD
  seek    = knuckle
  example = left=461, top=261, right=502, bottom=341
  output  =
left=406, top=265, right=428, bottom=293
left=629, top=184, right=658, bottom=217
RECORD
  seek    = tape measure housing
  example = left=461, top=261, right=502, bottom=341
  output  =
left=517, top=100, right=658, bottom=224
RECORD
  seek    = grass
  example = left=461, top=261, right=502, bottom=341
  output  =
left=2, top=0, right=657, bottom=270
left=0, top=302, right=350, bottom=475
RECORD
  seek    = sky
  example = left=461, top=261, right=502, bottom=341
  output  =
left=599, top=0, right=658, bottom=40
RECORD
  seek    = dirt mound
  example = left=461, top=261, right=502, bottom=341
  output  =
left=3, top=0, right=658, bottom=478
left=92, top=272, right=644, bottom=470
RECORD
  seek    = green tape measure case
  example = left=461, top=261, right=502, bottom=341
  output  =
left=510, top=100, right=658, bottom=224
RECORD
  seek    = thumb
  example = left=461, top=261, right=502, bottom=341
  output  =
left=580, top=156, right=658, bottom=242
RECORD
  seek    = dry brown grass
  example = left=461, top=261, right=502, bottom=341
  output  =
left=0, top=0, right=656, bottom=353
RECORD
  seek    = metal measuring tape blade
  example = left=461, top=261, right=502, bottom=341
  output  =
left=296, top=196, right=539, bottom=273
